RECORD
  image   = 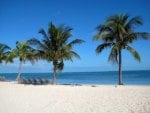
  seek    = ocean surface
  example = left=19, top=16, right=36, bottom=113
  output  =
left=0, top=70, right=150, bottom=85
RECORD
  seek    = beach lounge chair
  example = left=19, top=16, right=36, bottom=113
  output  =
left=0, top=76, right=6, bottom=81
left=19, top=77, right=49, bottom=85
left=23, top=78, right=30, bottom=84
left=32, top=78, right=41, bottom=85
left=26, top=78, right=32, bottom=84
left=39, top=78, right=49, bottom=84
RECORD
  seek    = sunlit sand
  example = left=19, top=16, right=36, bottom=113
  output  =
left=0, top=82, right=150, bottom=113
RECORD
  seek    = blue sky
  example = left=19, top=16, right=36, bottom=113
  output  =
left=0, top=0, right=150, bottom=73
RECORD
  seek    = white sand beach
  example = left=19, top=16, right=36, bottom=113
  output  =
left=0, top=82, right=150, bottom=113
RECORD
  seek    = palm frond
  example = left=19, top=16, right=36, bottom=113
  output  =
left=0, top=43, right=11, bottom=52
left=134, top=32, right=150, bottom=40
left=124, top=32, right=150, bottom=43
left=94, top=33, right=115, bottom=42
left=96, top=43, right=113, bottom=54
left=69, top=51, right=80, bottom=59
left=28, top=38, right=48, bottom=50
left=62, top=51, right=80, bottom=61
left=126, top=45, right=141, bottom=62
left=39, top=28, right=50, bottom=41
left=57, top=60, right=64, bottom=71
left=121, top=14, right=129, bottom=25
left=126, top=16, right=143, bottom=30
left=68, top=39, right=84, bottom=47
left=0, top=43, right=11, bottom=63
left=5, top=49, right=17, bottom=63
left=108, top=44, right=119, bottom=64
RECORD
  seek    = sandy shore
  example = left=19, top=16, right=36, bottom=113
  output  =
left=0, top=82, right=150, bottom=113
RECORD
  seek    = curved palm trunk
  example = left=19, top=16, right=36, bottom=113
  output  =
left=51, top=61, right=57, bottom=85
left=118, top=49, right=123, bottom=85
left=16, top=61, right=23, bottom=82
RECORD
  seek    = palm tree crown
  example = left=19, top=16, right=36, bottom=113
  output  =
left=29, top=22, right=84, bottom=84
left=94, top=14, right=150, bottom=85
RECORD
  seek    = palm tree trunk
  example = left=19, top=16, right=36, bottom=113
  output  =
left=51, top=61, right=57, bottom=85
left=16, top=61, right=23, bottom=82
left=118, top=49, right=123, bottom=85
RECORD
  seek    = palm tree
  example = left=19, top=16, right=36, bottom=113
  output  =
left=29, top=22, right=84, bottom=85
left=94, top=14, right=150, bottom=85
left=0, top=43, right=11, bottom=64
left=8, top=41, right=37, bottom=82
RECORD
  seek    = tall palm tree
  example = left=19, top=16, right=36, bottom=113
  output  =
left=7, top=41, right=37, bottom=82
left=0, top=43, right=11, bottom=64
left=94, top=14, right=150, bottom=85
left=29, top=22, right=84, bottom=84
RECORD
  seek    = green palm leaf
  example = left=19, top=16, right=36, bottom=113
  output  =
left=126, top=46, right=141, bottom=62
left=68, top=39, right=85, bottom=47
left=0, top=43, right=11, bottom=63
left=108, top=44, right=119, bottom=63
left=96, top=43, right=112, bottom=54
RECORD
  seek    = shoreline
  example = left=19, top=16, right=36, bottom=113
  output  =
left=1, top=81, right=150, bottom=86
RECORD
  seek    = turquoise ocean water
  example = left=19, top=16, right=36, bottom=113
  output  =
left=0, top=70, right=150, bottom=85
